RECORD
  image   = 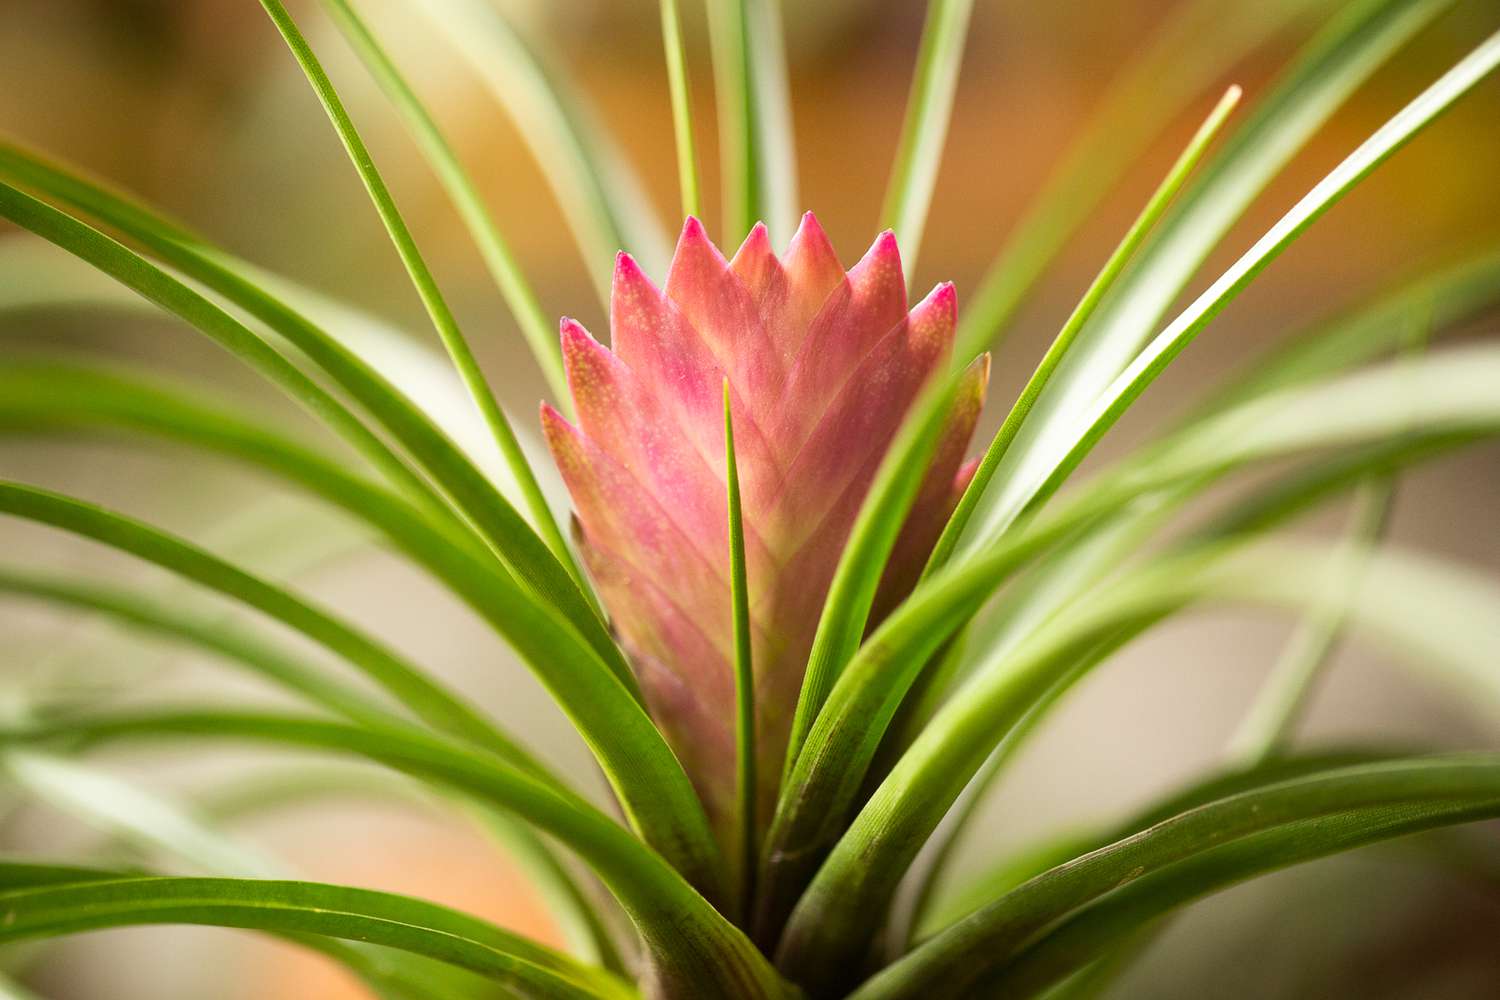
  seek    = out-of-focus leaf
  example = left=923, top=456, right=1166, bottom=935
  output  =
left=955, top=0, right=1331, bottom=355
left=258, top=0, right=572, bottom=584
left=411, top=0, right=670, bottom=294
left=659, top=0, right=701, bottom=220
left=317, top=0, right=567, bottom=403
left=880, top=0, right=976, bottom=277
left=765, top=83, right=1238, bottom=937
left=771, top=340, right=1500, bottom=983
left=955, top=0, right=1461, bottom=548
left=0, top=148, right=622, bottom=685
left=853, top=756, right=1500, bottom=999
left=2, top=712, right=788, bottom=996
left=0, top=867, right=632, bottom=1000
left=706, top=0, right=799, bottom=244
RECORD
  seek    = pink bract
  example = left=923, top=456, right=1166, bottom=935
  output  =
left=543, top=213, right=988, bottom=840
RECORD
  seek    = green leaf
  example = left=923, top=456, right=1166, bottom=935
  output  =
left=927, top=84, right=1242, bottom=576
left=1, top=751, right=277, bottom=877
left=0, top=176, right=454, bottom=536
left=0, top=482, right=559, bottom=777
left=765, top=82, right=1236, bottom=939
left=0, top=869, right=631, bottom=1000
left=133, top=762, right=624, bottom=973
left=852, top=756, right=1500, bottom=999
left=3, top=712, right=789, bottom=997
left=879, top=0, right=974, bottom=279
left=660, top=0, right=702, bottom=220
left=0, top=362, right=727, bottom=893
left=955, top=0, right=1459, bottom=545
left=314, top=0, right=566, bottom=404
left=912, top=747, right=1409, bottom=943
left=0, top=368, right=724, bottom=899
left=256, top=0, right=571, bottom=587
left=724, top=381, right=757, bottom=917
left=1190, top=243, right=1500, bottom=417
left=1226, top=478, right=1394, bottom=763
left=770, top=343, right=1500, bottom=981
left=0, top=757, right=506, bottom=998
left=0, top=147, right=629, bottom=695
left=953, top=0, right=1330, bottom=356
left=410, top=0, right=671, bottom=292
left=0, top=861, right=571, bottom=1000
left=706, top=0, right=799, bottom=244
left=0, top=565, right=403, bottom=732
left=903, top=244, right=1500, bottom=796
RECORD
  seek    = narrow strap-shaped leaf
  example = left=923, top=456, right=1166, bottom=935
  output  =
left=0, top=870, right=628, bottom=1000
left=724, top=381, right=756, bottom=917
left=1189, top=244, right=1500, bottom=419
left=0, top=481, right=549, bottom=781
left=952, top=0, right=1329, bottom=356
left=315, top=0, right=566, bottom=403
left=899, top=633, right=1125, bottom=948
left=1006, top=26, right=1500, bottom=533
left=897, top=250, right=1500, bottom=868
left=954, top=0, right=1459, bottom=546
left=257, top=0, right=571, bottom=585
left=781, top=536, right=1500, bottom=987
left=0, top=373, right=723, bottom=897
left=3, top=713, right=789, bottom=997
left=768, top=345, right=1500, bottom=977
left=141, top=763, right=624, bottom=974
left=476, top=809, right=629, bottom=976
left=706, top=0, right=799, bottom=244
left=914, top=749, right=1411, bottom=943
left=925, top=84, right=1240, bottom=576
left=879, top=0, right=976, bottom=279
left=0, top=861, right=497, bottom=1000
left=0, top=176, right=454, bottom=536
left=921, top=242, right=1500, bottom=745
left=1227, top=477, right=1393, bottom=763
left=0, top=146, right=636, bottom=700
left=850, top=756, right=1500, bottom=999
left=660, top=0, right=701, bottom=220
left=763, top=83, right=1237, bottom=940
left=2, top=750, right=277, bottom=877
left=0, top=425, right=720, bottom=905
left=411, top=0, right=671, bottom=292
left=1050, top=471, right=1400, bottom=994
left=776, top=358, right=986, bottom=796
left=0, top=567, right=405, bottom=732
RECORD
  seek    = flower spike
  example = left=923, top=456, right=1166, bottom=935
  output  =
left=545, top=216, right=988, bottom=840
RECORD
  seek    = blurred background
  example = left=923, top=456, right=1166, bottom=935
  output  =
left=2, top=0, right=1500, bottom=996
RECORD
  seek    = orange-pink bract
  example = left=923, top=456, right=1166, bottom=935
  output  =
left=543, top=213, right=988, bottom=840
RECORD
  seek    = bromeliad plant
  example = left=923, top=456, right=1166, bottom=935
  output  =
left=2, top=0, right=1500, bottom=997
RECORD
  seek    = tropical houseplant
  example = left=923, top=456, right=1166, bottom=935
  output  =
left=2, top=0, right=1500, bottom=997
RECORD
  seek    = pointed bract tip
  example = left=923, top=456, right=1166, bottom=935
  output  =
left=735, top=220, right=772, bottom=257
left=539, top=399, right=569, bottom=430
left=858, top=228, right=902, bottom=270
left=559, top=316, right=593, bottom=339
left=680, top=215, right=709, bottom=241
left=791, top=210, right=831, bottom=244
left=612, top=250, right=660, bottom=297
left=913, top=280, right=957, bottom=318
